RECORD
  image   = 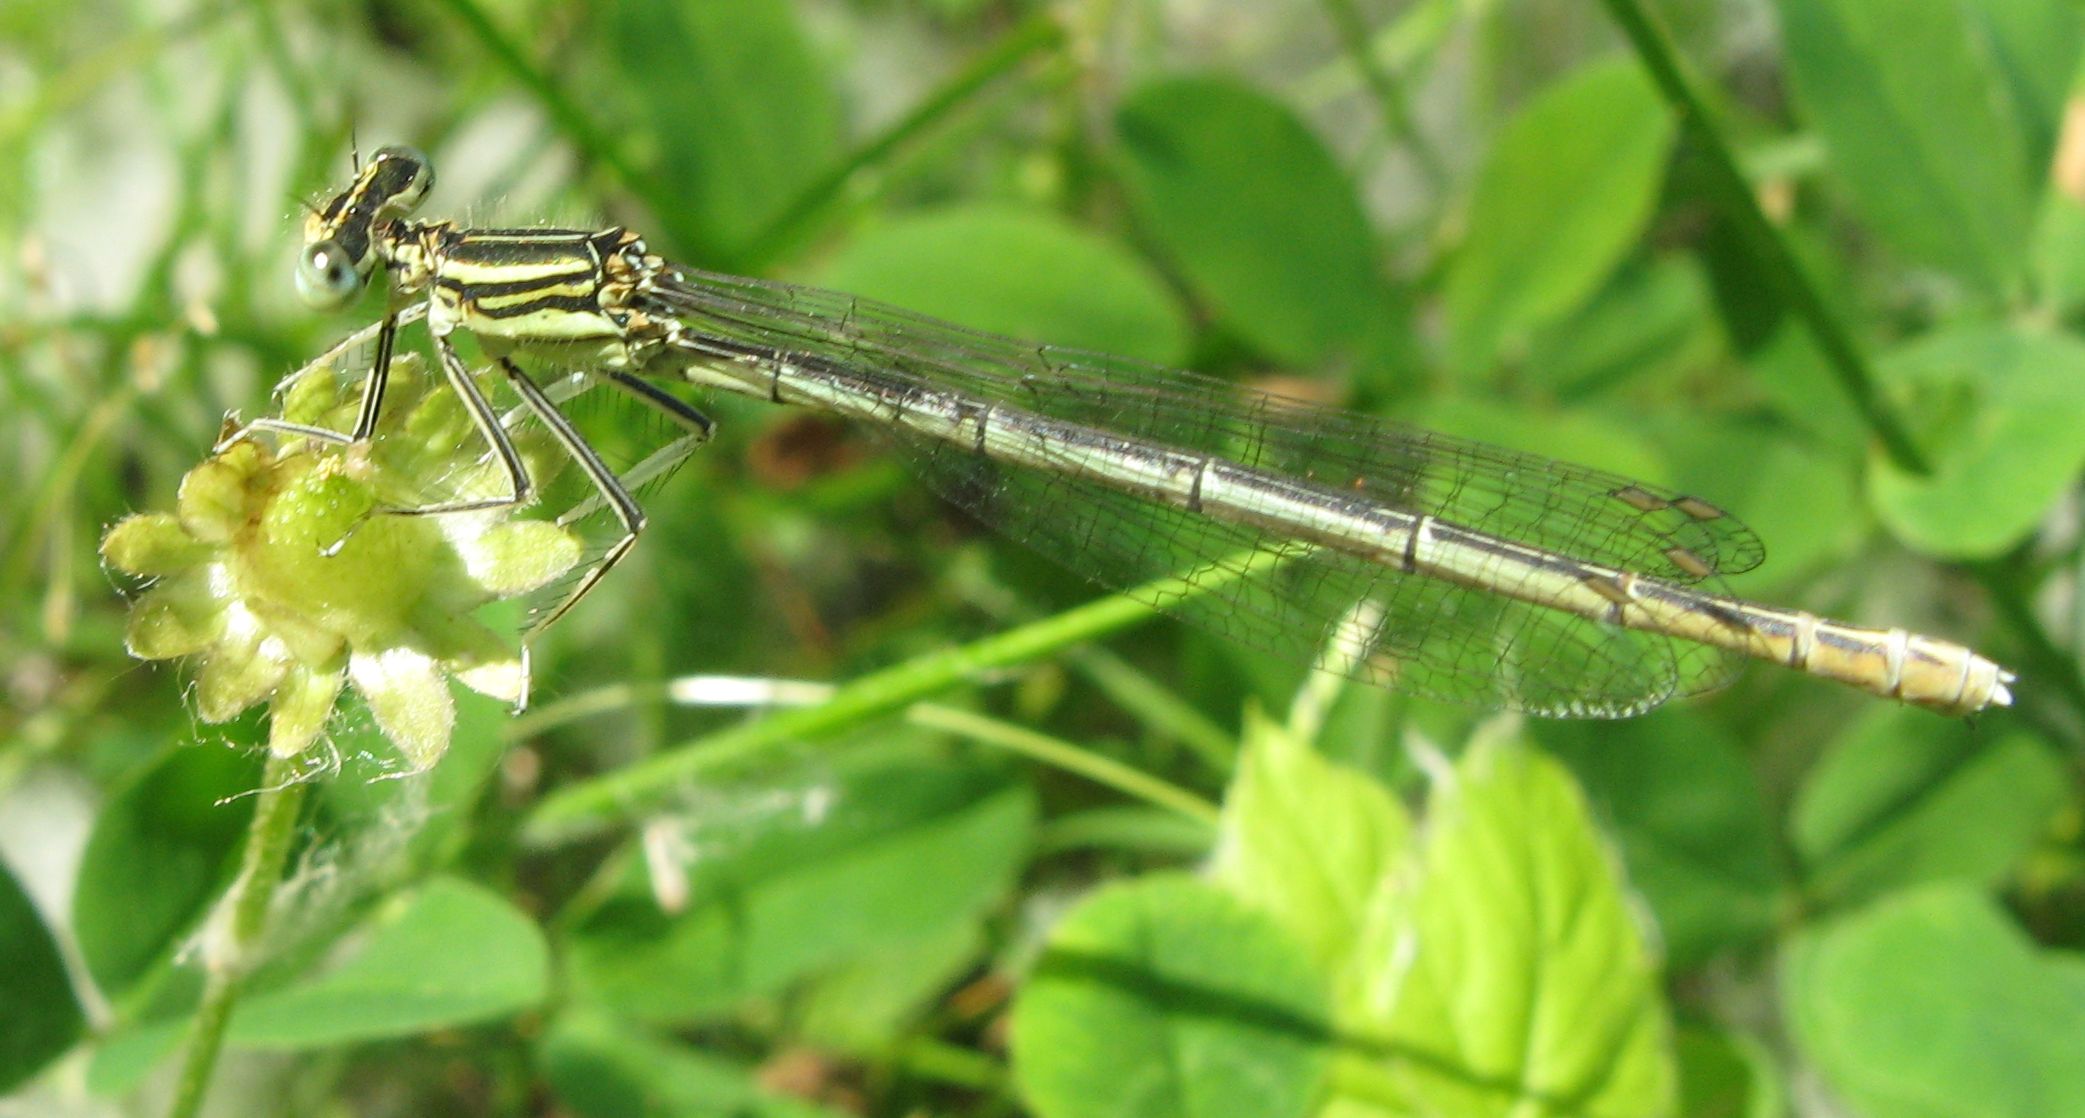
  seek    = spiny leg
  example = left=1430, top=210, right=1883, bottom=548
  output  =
left=556, top=367, right=714, bottom=520
left=493, top=358, right=652, bottom=639
left=349, top=307, right=401, bottom=439
left=388, top=328, right=536, bottom=517
left=217, top=417, right=356, bottom=450
left=600, top=368, right=717, bottom=441
left=505, top=368, right=714, bottom=463
left=214, top=313, right=404, bottom=453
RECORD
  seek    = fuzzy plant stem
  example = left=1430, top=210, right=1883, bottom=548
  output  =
left=166, top=750, right=308, bottom=1118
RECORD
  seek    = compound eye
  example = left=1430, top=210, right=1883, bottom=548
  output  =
left=371, top=144, right=434, bottom=213
left=295, top=240, right=364, bottom=309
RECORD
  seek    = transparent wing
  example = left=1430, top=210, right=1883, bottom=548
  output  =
left=907, top=455, right=1735, bottom=714
left=647, top=269, right=1763, bottom=579
left=643, top=268, right=1759, bottom=714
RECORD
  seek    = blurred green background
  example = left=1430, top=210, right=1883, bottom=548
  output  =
left=4, top=0, right=2085, bottom=1115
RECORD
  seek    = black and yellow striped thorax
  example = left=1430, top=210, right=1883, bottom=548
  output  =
left=421, top=225, right=651, bottom=346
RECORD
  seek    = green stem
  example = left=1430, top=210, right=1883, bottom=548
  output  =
left=508, top=676, right=857, bottom=737
left=908, top=704, right=1220, bottom=824
left=734, top=11, right=1067, bottom=270
left=1316, top=0, right=1445, bottom=189
left=1971, top=557, right=2085, bottom=732
left=507, top=680, right=677, bottom=737
left=1602, top=0, right=2085, bottom=729
left=883, top=1035, right=1009, bottom=1093
left=1597, top=0, right=1930, bottom=476
left=166, top=751, right=308, bottom=1118
left=1, top=381, right=134, bottom=601
left=521, top=547, right=1290, bottom=844
left=1062, top=646, right=1238, bottom=774
left=426, top=0, right=671, bottom=244
left=506, top=674, right=1220, bottom=820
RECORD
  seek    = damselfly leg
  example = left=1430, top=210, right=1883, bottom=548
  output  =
left=492, top=355, right=712, bottom=636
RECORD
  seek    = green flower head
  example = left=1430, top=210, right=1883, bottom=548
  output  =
left=102, top=352, right=582, bottom=769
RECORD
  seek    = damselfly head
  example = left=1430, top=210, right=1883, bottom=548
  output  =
left=364, top=145, right=435, bottom=219
left=297, top=145, right=437, bottom=311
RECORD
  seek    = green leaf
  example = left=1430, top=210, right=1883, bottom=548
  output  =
left=1745, top=322, right=1869, bottom=450
left=2031, top=193, right=2085, bottom=319
left=1525, top=255, right=1719, bottom=398
left=1693, top=198, right=1869, bottom=447
left=1444, top=61, right=1675, bottom=372
left=1115, top=76, right=1388, bottom=366
left=1210, top=710, right=1410, bottom=971
left=72, top=742, right=262, bottom=999
left=1969, top=0, right=2083, bottom=174
left=318, top=685, right=511, bottom=870
left=1869, top=325, right=2085, bottom=558
left=1011, top=874, right=1330, bottom=1118
left=225, top=876, right=549, bottom=1047
left=540, top=1011, right=849, bottom=1118
left=564, top=749, right=1034, bottom=1023
left=1783, top=886, right=2085, bottom=1118
left=1675, top=1025, right=1786, bottom=1118
left=1774, top=0, right=2044, bottom=294
left=1036, top=805, right=1218, bottom=859
left=0, top=856, right=83, bottom=1091
left=610, top=0, right=841, bottom=260
left=818, top=205, right=1192, bottom=364
left=85, top=1018, right=185, bottom=1096
left=1791, top=707, right=2063, bottom=907
left=1410, top=396, right=1670, bottom=486
left=1536, top=712, right=1781, bottom=968
left=794, top=919, right=984, bottom=1049
left=1340, top=730, right=1676, bottom=1118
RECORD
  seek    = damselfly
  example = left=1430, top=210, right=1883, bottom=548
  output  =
left=255, top=145, right=2013, bottom=718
